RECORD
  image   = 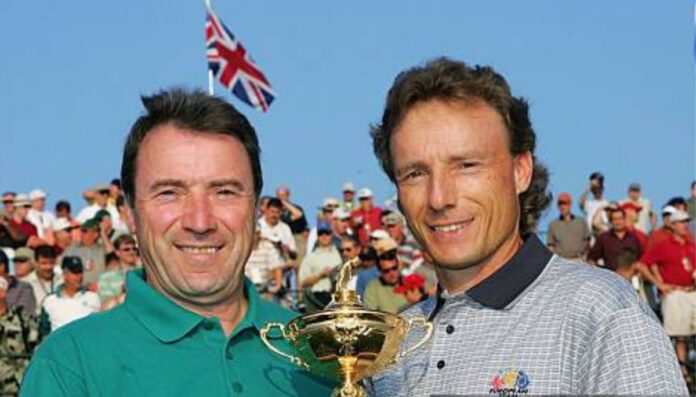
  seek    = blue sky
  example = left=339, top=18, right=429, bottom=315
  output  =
left=1, top=1, right=694, bottom=230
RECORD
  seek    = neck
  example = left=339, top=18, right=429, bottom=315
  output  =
left=436, top=233, right=523, bottom=296
left=561, top=213, right=572, bottom=221
left=614, top=229, right=626, bottom=238
left=62, top=286, right=80, bottom=297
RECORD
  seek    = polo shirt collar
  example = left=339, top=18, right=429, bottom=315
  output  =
left=430, top=233, right=552, bottom=315
left=125, top=269, right=274, bottom=343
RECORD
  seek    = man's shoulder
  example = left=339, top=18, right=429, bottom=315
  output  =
left=546, top=257, right=652, bottom=322
left=256, top=298, right=299, bottom=324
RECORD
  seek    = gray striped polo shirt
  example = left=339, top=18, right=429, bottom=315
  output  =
left=368, top=234, right=687, bottom=396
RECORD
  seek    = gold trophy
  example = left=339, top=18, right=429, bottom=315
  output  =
left=260, top=258, right=433, bottom=397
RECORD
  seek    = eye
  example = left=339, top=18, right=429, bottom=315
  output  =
left=216, top=188, right=239, bottom=199
left=400, top=169, right=425, bottom=182
left=156, top=189, right=177, bottom=200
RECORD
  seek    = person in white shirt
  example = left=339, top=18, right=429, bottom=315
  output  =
left=76, top=184, right=120, bottom=225
left=40, top=256, right=100, bottom=336
left=23, top=244, right=63, bottom=314
left=257, top=198, right=296, bottom=261
left=26, top=189, right=56, bottom=240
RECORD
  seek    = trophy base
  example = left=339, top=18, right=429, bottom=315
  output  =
left=331, top=383, right=366, bottom=397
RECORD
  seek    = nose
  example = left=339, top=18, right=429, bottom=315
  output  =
left=181, top=192, right=217, bottom=235
left=428, top=170, right=456, bottom=213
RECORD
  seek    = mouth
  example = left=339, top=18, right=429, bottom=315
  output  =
left=174, top=244, right=224, bottom=255
left=428, top=217, right=474, bottom=234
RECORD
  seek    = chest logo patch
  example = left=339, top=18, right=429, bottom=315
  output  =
left=489, top=367, right=530, bottom=396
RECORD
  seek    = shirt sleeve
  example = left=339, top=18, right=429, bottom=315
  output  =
left=20, top=355, right=87, bottom=396
left=364, top=281, right=379, bottom=311
left=546, top=223, right=557, bottom=247
left=586, top=235, right=603, bottom=262
left=577, top=305, right=688, bottom=395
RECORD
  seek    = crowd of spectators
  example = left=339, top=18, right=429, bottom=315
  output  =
left=0, top=175, right=694, bottom=393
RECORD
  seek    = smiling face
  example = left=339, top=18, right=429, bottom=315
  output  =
left=133, top=124, right=257, bottom=308
left=391, top=100, right=532, bottom=273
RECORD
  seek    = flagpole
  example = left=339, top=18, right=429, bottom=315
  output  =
left=206, top=0, right=215, bottom=95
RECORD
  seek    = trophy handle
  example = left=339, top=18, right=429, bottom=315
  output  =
left=394, top=317, right=433, bottom=363
left=259, top=322, right=310, bottom=370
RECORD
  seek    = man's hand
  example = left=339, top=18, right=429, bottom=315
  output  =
left=658, top=283, right=674, bottom=294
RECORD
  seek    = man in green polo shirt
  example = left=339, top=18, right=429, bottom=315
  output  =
left=20, top=89, right=334, bottom=396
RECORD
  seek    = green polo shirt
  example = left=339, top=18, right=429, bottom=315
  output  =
left=20, top=269, right=335, bottom=396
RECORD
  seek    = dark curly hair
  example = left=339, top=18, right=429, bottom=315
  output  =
left=370, top=57, right=551, bottom=234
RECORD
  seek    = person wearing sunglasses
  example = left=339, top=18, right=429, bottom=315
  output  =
left=299, top=224, right=342, bottom=312
left=363, top=237, right=412, bottom=314
left=97, top=234, right=140, bottom=306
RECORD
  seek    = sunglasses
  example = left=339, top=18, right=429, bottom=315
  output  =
left=380, top=264, right=399, bottom=274
left=317, top=230, right=332, bottom=236
left=339, top=247, right=354, bottom=253
left=120, top=247, right=138, bottom=252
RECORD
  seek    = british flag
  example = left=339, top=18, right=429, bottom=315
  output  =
left=206, top=7, right=275, bottom=112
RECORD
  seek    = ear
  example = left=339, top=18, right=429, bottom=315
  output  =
left=514, top=151, right=533, bottom=194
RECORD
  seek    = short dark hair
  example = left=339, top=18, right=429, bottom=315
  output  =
left=35, top=244, right=56, bottom=260
left=266, top=197, right=283, bottom=209
left=0, top=250, right=8, bottom=271
left=111, top=179, right=122, bottom=189
left=55, top=200, right=71, bottom=213
left=121, top=88, right=263, bottom=207
left=370, top=57, right=551, bottom=234
left=114, top=234, right=137, bottom=250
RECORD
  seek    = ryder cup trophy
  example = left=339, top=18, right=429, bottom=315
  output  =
left=260, top=258, right=433, bottom=397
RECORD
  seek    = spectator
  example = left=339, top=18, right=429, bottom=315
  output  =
left=40, top=256, right=100, bottom=336
left=0, top=250, right=36, bottom=316
left=94, top=209, right=117, bottom=242
left=355, top=244, right=380, bottom=299
left=351, top=188, right=383, bottom=246
left=546, top=192, right=591, bottom=259
left=55, top=200, right=83, bottom=244
left=112, top=195, right=131, bottom=236
left=636, top=209, right=696, bottom=380
left=23, top=245, right=61, bottom=315
left=60, top=218, right=108, bottom=287
left=51, top=218, right=74, bottom=256
left=338, top=236, right=361, bottom=290
left=621, top=183, right=656, bottom=234
left=384, top=212, right=421, bottom=271
left=579, top=172, right=610, bottom=235
left=245, top=226, right=284, bottom=298
left=13, top=247, right=36, bottom=280
left=613, top=249, right=647, bottom=302
left=108, top=178, right=123, bottom=207
left=619, top=201, right=648, bottom=250
left=364, top=237, right=410, bottom=313
left=0, top=192, right=15, bottom=222
left=97, top=234, right=139, bottom=305
left=299, top=224, right=342, bottom=311
left=331, top=208, right=354, bottom=243
left=76, top=184, right=120, bottom=225
left=587, top=208, right=642, bottom=271
left=275, top=186, right=309, bottom=264
left=258, top=198, right=297, bottom=261
left=688, top=181, right=696, bottom=235
left=7, top=194, right=39, bottom=248
left=0, top=276, right=39, bottom=396
left=667, top=196, right=689, bottom=213
left=26, top=189, right=55, bottom=241
left=340, top=182, right=356, bottom=213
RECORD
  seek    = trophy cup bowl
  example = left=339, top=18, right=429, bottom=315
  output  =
left=260, top=258, right=433, bottom=397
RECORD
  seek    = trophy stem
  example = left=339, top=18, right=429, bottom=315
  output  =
left=333, top=355, right=366, bottom=397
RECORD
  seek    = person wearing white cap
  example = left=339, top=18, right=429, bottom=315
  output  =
left=351, top=187, right=383, bottom=246
left=340, top=182, right=356, bottom=213
left=636, top=208, right=696, bottom=376
left=27, top=189, right=56, bottom=241
left=75, top=184, right=120, bottom=227
left=6, top=194, right=38, bottom=248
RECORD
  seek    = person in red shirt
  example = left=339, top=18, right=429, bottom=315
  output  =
left=350, top=188, right=383, bottom=246
left=637, top=209, right=696, bottom=372
left=7, top=194, right=39, bottom=248
left=620, top=201, right=648, bottom=250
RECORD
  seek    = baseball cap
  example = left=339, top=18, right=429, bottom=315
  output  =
left=557, top=192, right=572, bottom=204
left=13, top=194, right=31, bottom=207
left=14, top=247, right=35, bottom=262
left=317, top=223, right=333, bottom=234
left=94, top=209, right=111, bottom=222
left=52, top=218, right=73, bottom=232
left=589, top=172, right=604, bottom=181
left=374, top=237, right=398, bottom=256
left=620, top=201, right=642, bottom=213
left=0, top=278, right=8, bottom=291
left=357, top=188, right=373, bottom=200
left=628, top=183, right=641, bottom=191
left=322, top=198, right=339, bottom=209
left=93, top=184, right=111, bottom=193
left=81, top=218, right=101, bottom=231
left=671, top=209, right=691, bottom=223
left=29, top=189, right=47, bottom=200
left=332, top=208, right=350, bottom=220
left=61, top=256, right=84, bottom=273
left=385, top=212, right=405, bottom=226
left=342, top=182, right=355, bottom=192
left=370, top=229, right=390, bottom=240
left=661, top=205, right=678, bottom=216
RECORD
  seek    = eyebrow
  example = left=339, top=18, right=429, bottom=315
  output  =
left=148, top=178, right=248, bottom=193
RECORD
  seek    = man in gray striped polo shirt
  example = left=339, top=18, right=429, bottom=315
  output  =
left=367, top=57, right=687, bottom=396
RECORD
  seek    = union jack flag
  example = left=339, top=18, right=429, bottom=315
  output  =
left=206, top=7, right=275, bottom=112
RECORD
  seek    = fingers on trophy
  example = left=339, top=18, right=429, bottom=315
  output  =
left=260, top=257, right=433, bottom=397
